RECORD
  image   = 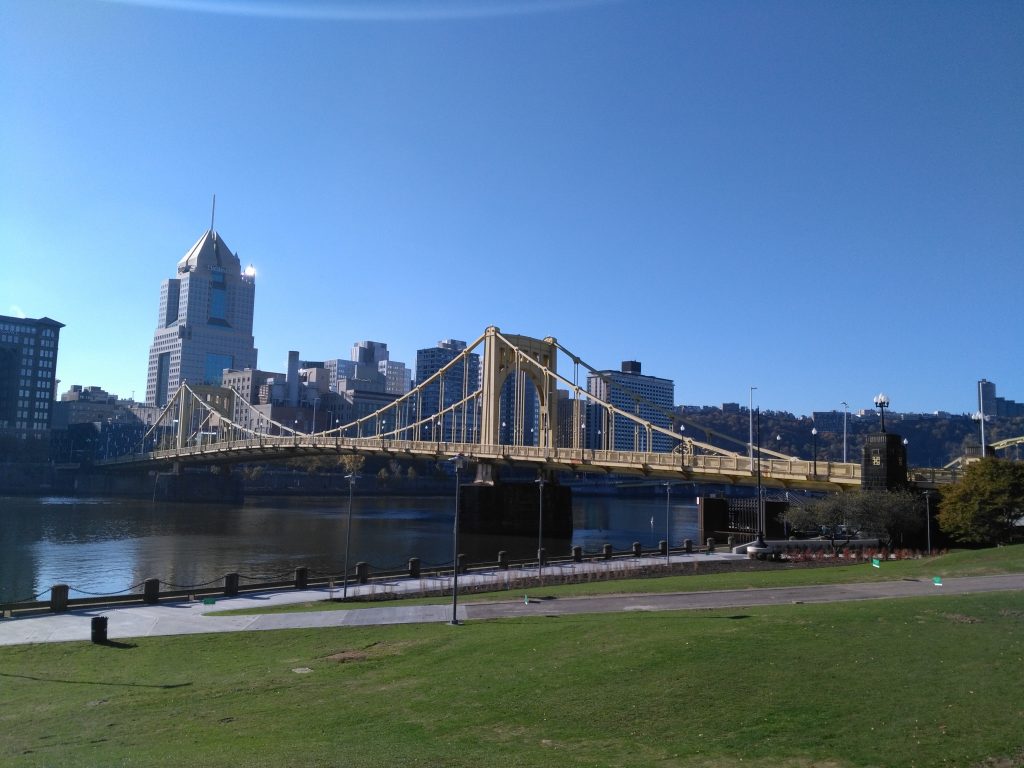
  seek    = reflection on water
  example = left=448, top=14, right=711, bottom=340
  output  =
left=0, top=494, right=697, bottom=602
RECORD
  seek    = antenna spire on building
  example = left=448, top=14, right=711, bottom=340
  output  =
left=210, top=194, right=216, bottom=233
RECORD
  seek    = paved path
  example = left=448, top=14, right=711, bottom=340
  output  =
left=2, top=570, right=1021, bottom=647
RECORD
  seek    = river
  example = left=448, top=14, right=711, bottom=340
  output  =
left=0, top=493, right=699, bottom=604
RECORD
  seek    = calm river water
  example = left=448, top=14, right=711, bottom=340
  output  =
left=0, top=493, right=698, bottom=603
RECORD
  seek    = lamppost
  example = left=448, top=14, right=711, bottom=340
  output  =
left=922, top=491, right=932, bottom=555
left=536, top=474, right=545, bottom=582
left=342, top=472, right=360, bottom=601
left=841, top=401, right=848, bottom=463
left=663, top=482, right=672, bottom=566
left=678, top=424, right=686, bottom=469
left=977, top=379, right=988, bottom=457
left=748, top=385, right=757, bottom=471
left=450, top=453, right=466, bottom=626
left=312, top=396, right=320, bottom=437
left=972, top=411, right=987, bottom=458
left=755, top=407, right=763, bottom=540
left=873, top=393, right=889, bottom=433
left=811, top=427, right=818, bottom=477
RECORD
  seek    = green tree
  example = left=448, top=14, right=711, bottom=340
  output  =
left=790, top=490, right=922, bottom=548
left=851, top=490, right=922, bottom=548
left=938, top=458, right=1024, bottom=545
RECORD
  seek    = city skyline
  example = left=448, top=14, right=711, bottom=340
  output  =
left=2, top=0, right=1021, bottom=416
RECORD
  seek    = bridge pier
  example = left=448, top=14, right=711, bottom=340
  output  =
left=153, top=469, right=244, bottom=503
left=459, top=480, right=573, bottom=558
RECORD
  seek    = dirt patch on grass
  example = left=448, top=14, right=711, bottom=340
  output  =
left=325, top=650, right=368, bottom=663
left=972, top=747, right=1024, bottom=768
left=322, top=639, right=421, bottom=663
left=943, top=612, right=982, bottom=624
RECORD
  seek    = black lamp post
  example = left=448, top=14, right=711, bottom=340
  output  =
left=811, top=427, right=818, bottom=477
left=663, top=482, right=672, bottom=566
left=873, top=393, right=890, bottom=433
left=342, top=472, right=360, bottom=601
left=536, top=474, right=545, bottom=582
left=922, top=491, right=932, bottom=555
left=450, top=453, right=466, bottom=626
left=756, top=408, right=764, bottom=543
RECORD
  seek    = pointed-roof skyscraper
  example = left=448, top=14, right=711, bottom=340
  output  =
left=145, top=229, right=258, bottom=406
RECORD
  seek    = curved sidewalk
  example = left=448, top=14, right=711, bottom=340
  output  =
left=2, top=572, right=1021, bottom=646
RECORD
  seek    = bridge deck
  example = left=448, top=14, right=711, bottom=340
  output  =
left=100, top=436, right=873, bottom=490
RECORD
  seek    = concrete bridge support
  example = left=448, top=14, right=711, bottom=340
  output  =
left=153, top=469, right=244, bottom=503
left=459, top=480, right=573, bottom=561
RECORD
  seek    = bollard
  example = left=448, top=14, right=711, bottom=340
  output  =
left=572, top=545, right=583, bottom=563
left=50, top=584, right=69, bottom=613
left=408, top=557, right=421, bottom=579
left=602, top=543, right=613, bottom=560
left=537, top=547, right=547, bottom=567
left=497, top=550, right=509, bottom=570
left=294, top=567, right=308, bottom=590
left=706, top=537, right=716, bottom=554
left=659, top=539, right=668, bottom=556
left=224, top=573, right=239, bottom=597
left=356, top=562, right=369, bottom=584
left=91, top=616, right=108, bottom=644
left=632, top=541, right=642, bottom=557
left=144, top=578, right=161, bottom=604
left=684, top=538, right=693, bottom=553
left=456, top=554, right=466, bottom=575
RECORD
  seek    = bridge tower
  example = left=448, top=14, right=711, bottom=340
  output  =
left=861, top=433, right=909, bottom=491
left=479, top=327, right=559, bottom=449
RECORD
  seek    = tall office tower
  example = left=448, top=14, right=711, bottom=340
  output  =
left=379, top=360, right=412, bottom=396
left=0, top=314, right=63, bottom=442
left=587, top=361, right=674, bottom=452
left=352, top=340, right=388, bottom=368
left=415, top=339, right=480, bottom=441
left=350, top=340, right=410, bottom=395
left=145, top=230, right=257, bottom=406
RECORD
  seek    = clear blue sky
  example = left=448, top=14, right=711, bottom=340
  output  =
left=2, top=0, right=1021, bottom=417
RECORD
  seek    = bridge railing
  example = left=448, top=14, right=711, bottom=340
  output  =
left=101, top=434, right=863, bottom=487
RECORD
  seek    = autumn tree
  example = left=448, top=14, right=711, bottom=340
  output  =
left=938, top=458, right=1024, bottom=545
left=338, top=453, right=365, bottom=478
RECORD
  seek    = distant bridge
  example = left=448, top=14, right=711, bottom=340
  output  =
left=99, top=327, right=959, bottom=490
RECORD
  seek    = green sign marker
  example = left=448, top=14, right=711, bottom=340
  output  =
left=871, top=558, right=881, bottom=568
left=933, top=577, right=943, bottom=586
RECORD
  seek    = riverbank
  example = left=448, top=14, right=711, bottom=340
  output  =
left=1, top=567, right=1021, bottom=766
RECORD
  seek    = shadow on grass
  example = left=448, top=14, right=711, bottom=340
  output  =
left=1, top=671, right=191, bottom=689
left=96, top=639, right=137, bottom=649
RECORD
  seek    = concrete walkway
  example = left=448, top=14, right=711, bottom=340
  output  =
left=2, top=554, right=1022, bottom=646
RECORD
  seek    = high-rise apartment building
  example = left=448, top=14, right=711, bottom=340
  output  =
left=0, top=314, right=63, bottom=443
left=145, top=230, right=257, bottom=406
left=415, top=339, right=480, bottom=441
left=978, top=378, right=1024, bottom=418
left=587, top=361, right=674, bottom=452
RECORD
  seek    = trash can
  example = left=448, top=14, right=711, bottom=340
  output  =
left=91, top=616, right=108, bottom=644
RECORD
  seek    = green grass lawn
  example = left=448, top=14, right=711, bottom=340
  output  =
left=210, top=543, right=1024, bottom=616
left=2, top=590, right=1022, bottom=766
